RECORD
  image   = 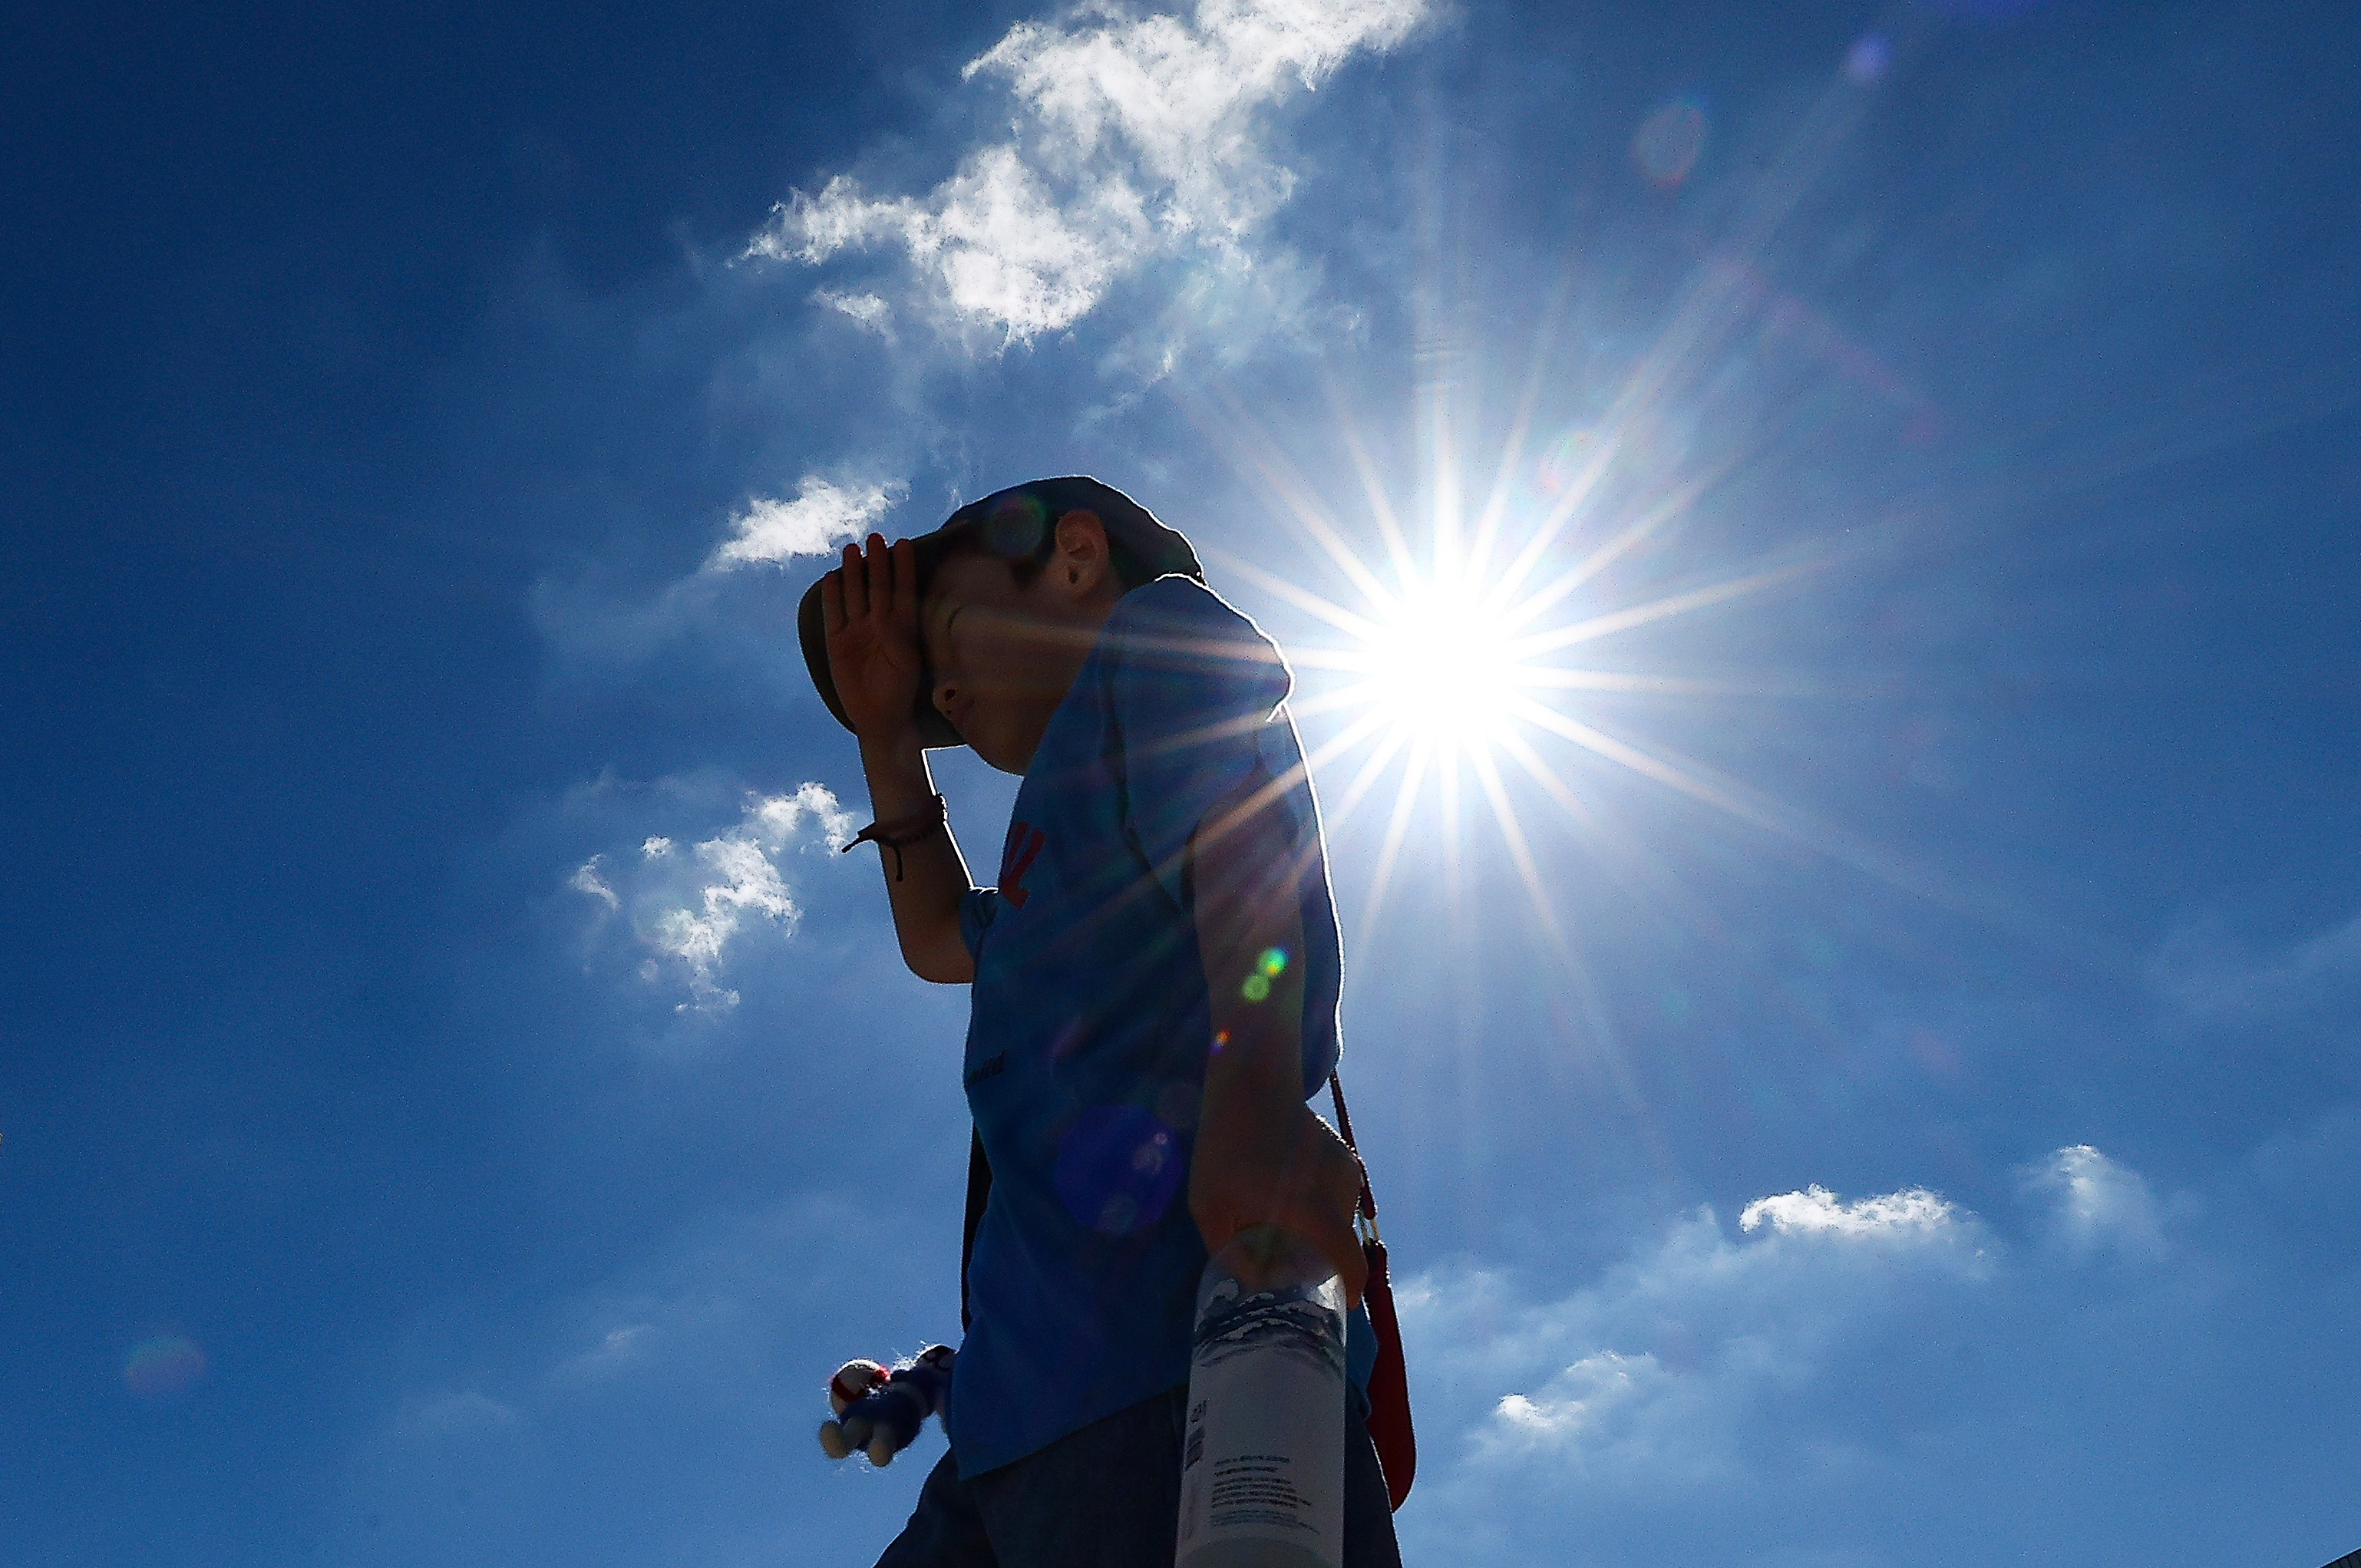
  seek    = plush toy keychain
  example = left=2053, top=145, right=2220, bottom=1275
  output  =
left=817, top=1345, right=956, bottom=1467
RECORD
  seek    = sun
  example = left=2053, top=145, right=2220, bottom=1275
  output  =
left=1352, top=576, right=1524, bottom=749
left=1184, top=365, right=1858, bottom=972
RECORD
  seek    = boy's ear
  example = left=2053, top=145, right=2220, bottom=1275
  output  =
left=1050, top=508, right=1114, bottom=599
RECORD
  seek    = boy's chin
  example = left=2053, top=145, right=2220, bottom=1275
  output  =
left=959, top=719, right=1036, bottom=776
left=971, top=740, right=1031, bottom=776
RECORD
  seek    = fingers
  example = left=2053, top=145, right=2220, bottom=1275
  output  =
left=862, top=532, right=893, bottom=622
left=821, top=566, right=845, bottom=634
left=890, top=537, right=918, bottom=628
left=838, top=540, right=868, bottom=621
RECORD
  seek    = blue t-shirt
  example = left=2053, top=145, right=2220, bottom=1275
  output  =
left=947, top=575, right=1345, bottom=1477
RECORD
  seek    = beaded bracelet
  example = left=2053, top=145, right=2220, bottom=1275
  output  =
left=842, top=794, right=948, bottom=882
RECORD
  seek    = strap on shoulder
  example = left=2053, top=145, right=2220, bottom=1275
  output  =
left=1328, top=1070, right=1379, bottom=1236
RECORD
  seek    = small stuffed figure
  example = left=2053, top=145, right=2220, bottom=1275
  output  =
left=817, top=1345, right=956, bottom=1467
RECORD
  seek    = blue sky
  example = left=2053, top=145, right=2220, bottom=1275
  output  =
left=4, top=0, right=2358, bottom=1563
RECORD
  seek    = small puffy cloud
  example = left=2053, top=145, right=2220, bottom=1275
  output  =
left=2021, top=1144, right=2168, bottom=1257
left=744, top=0, right=1429, bottom=346
left=1739, top=1182, right=1963, bottom=1239
left=567, top=781, right=857, bottom=1012
left=708, top=475, right=903, bottom=570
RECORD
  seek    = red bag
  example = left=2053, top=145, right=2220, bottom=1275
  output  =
left=1329, top=1070, right=1416, bottom=1510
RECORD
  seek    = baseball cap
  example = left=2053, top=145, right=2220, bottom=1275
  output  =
left=797, top=476, right=1204, bottom=750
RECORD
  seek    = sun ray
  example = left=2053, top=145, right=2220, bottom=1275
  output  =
left=1318, top=721, right=1414, bottom=840
left=1491, top=721, right=1603, bottom=836
left=1507, top=556, right=1831, bottom=660
left=1200, top=549, right=1388, bottom=644
left=1180, top=383, right=1404, bottom=616
left=1352, top=739, right=1431, bottom=962
left=1484, top=420, right=1626, bottom=614
left=1508, top=666, right=1826, bottom=697
left=1440, top=744, right=1464, bottom=925
left=1463, top=276, right=1573, bottom=586
left=1465, top=739, right=1567, bottom=945
left=1503, top=692, right=1787, bottom=832
left=1491, top=474, right=1710, bottom=629
left=1293, top=704, right=1397, bottom=772
left=1275, top=678, right=1395, bottom=725
left=1322, top=370, right=1421, bottom=592
left=1494, top=689, right=1990, bottom=926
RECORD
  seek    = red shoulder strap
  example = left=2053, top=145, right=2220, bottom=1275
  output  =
left=1329, top=1069, right=1416, bottom=1511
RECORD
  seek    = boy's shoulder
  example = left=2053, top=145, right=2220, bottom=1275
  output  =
left=1103, top=576, right=1288, bottom=689
left=1107, top=571, right=1234, bottom=629
left=1091, top=576, right=1284, bottom=718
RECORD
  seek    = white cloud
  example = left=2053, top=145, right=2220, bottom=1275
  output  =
left=566, top=781, right=858, bottom=1012
left=1739, top=1183, right=1963, bottom=1239
left=1488, top=1350, right=1677, bottom=1451
left=567, top=856, right=619, bottom=910
left=708, top=474, right=904, bottom=570
left=2021, top=1144, right=2168, bottom=1257
left=743, top=0, right=1428, bottom=345
left=813, top=287, right=895, bottom=338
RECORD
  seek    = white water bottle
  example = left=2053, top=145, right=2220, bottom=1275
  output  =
left=1175, top=1224, right=1348, bottom=1568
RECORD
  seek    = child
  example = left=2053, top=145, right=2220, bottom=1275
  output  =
left=801, top=476, right=1402, bottom=1566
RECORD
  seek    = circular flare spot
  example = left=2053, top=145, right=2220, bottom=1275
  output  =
left=1844, top=34, right=1891, bottom=83
left=1632, top=97, right=1708, bottom=187
left=1053, top=1105, right=1184, bottom=1236
left=124, top=1335, right=206, bottom=1396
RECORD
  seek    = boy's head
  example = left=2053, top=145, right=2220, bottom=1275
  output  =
left=797, top=477, right=1201, bottom=768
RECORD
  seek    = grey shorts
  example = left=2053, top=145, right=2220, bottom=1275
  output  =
left=874, top=1381, right=1404, bottom=1568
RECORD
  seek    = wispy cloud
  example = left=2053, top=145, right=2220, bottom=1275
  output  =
left=708, top=475, right=905, bottom=570
left=2019, top=1144, right=2168, bottom=1258
left=1390, top=1150, right=2205, bottom=1560
left=2151, top=906, right=2361, bottom=1019
left=743, top=0, right=1429, bottom=346
left=1408, top=1180, right=1991, bottom=1477
left=568, top=781, right=857, bottom=1012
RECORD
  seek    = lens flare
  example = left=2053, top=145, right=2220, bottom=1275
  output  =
left=124, top=1335, right=206, bottom=1396
left=1632, top=96, right=1709, bottom=187
left=1844, top=34, right=1892, bottom=84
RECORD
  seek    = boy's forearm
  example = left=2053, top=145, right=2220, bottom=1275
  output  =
left=857, top=730, right=976, bottom=983
left=1198, top=908, right=1309, bottom=1124
left=1187, top=795, right=1367, bottom=1302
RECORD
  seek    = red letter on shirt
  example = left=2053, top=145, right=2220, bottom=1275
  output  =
left=999, top=822, right=1046, bottom=909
